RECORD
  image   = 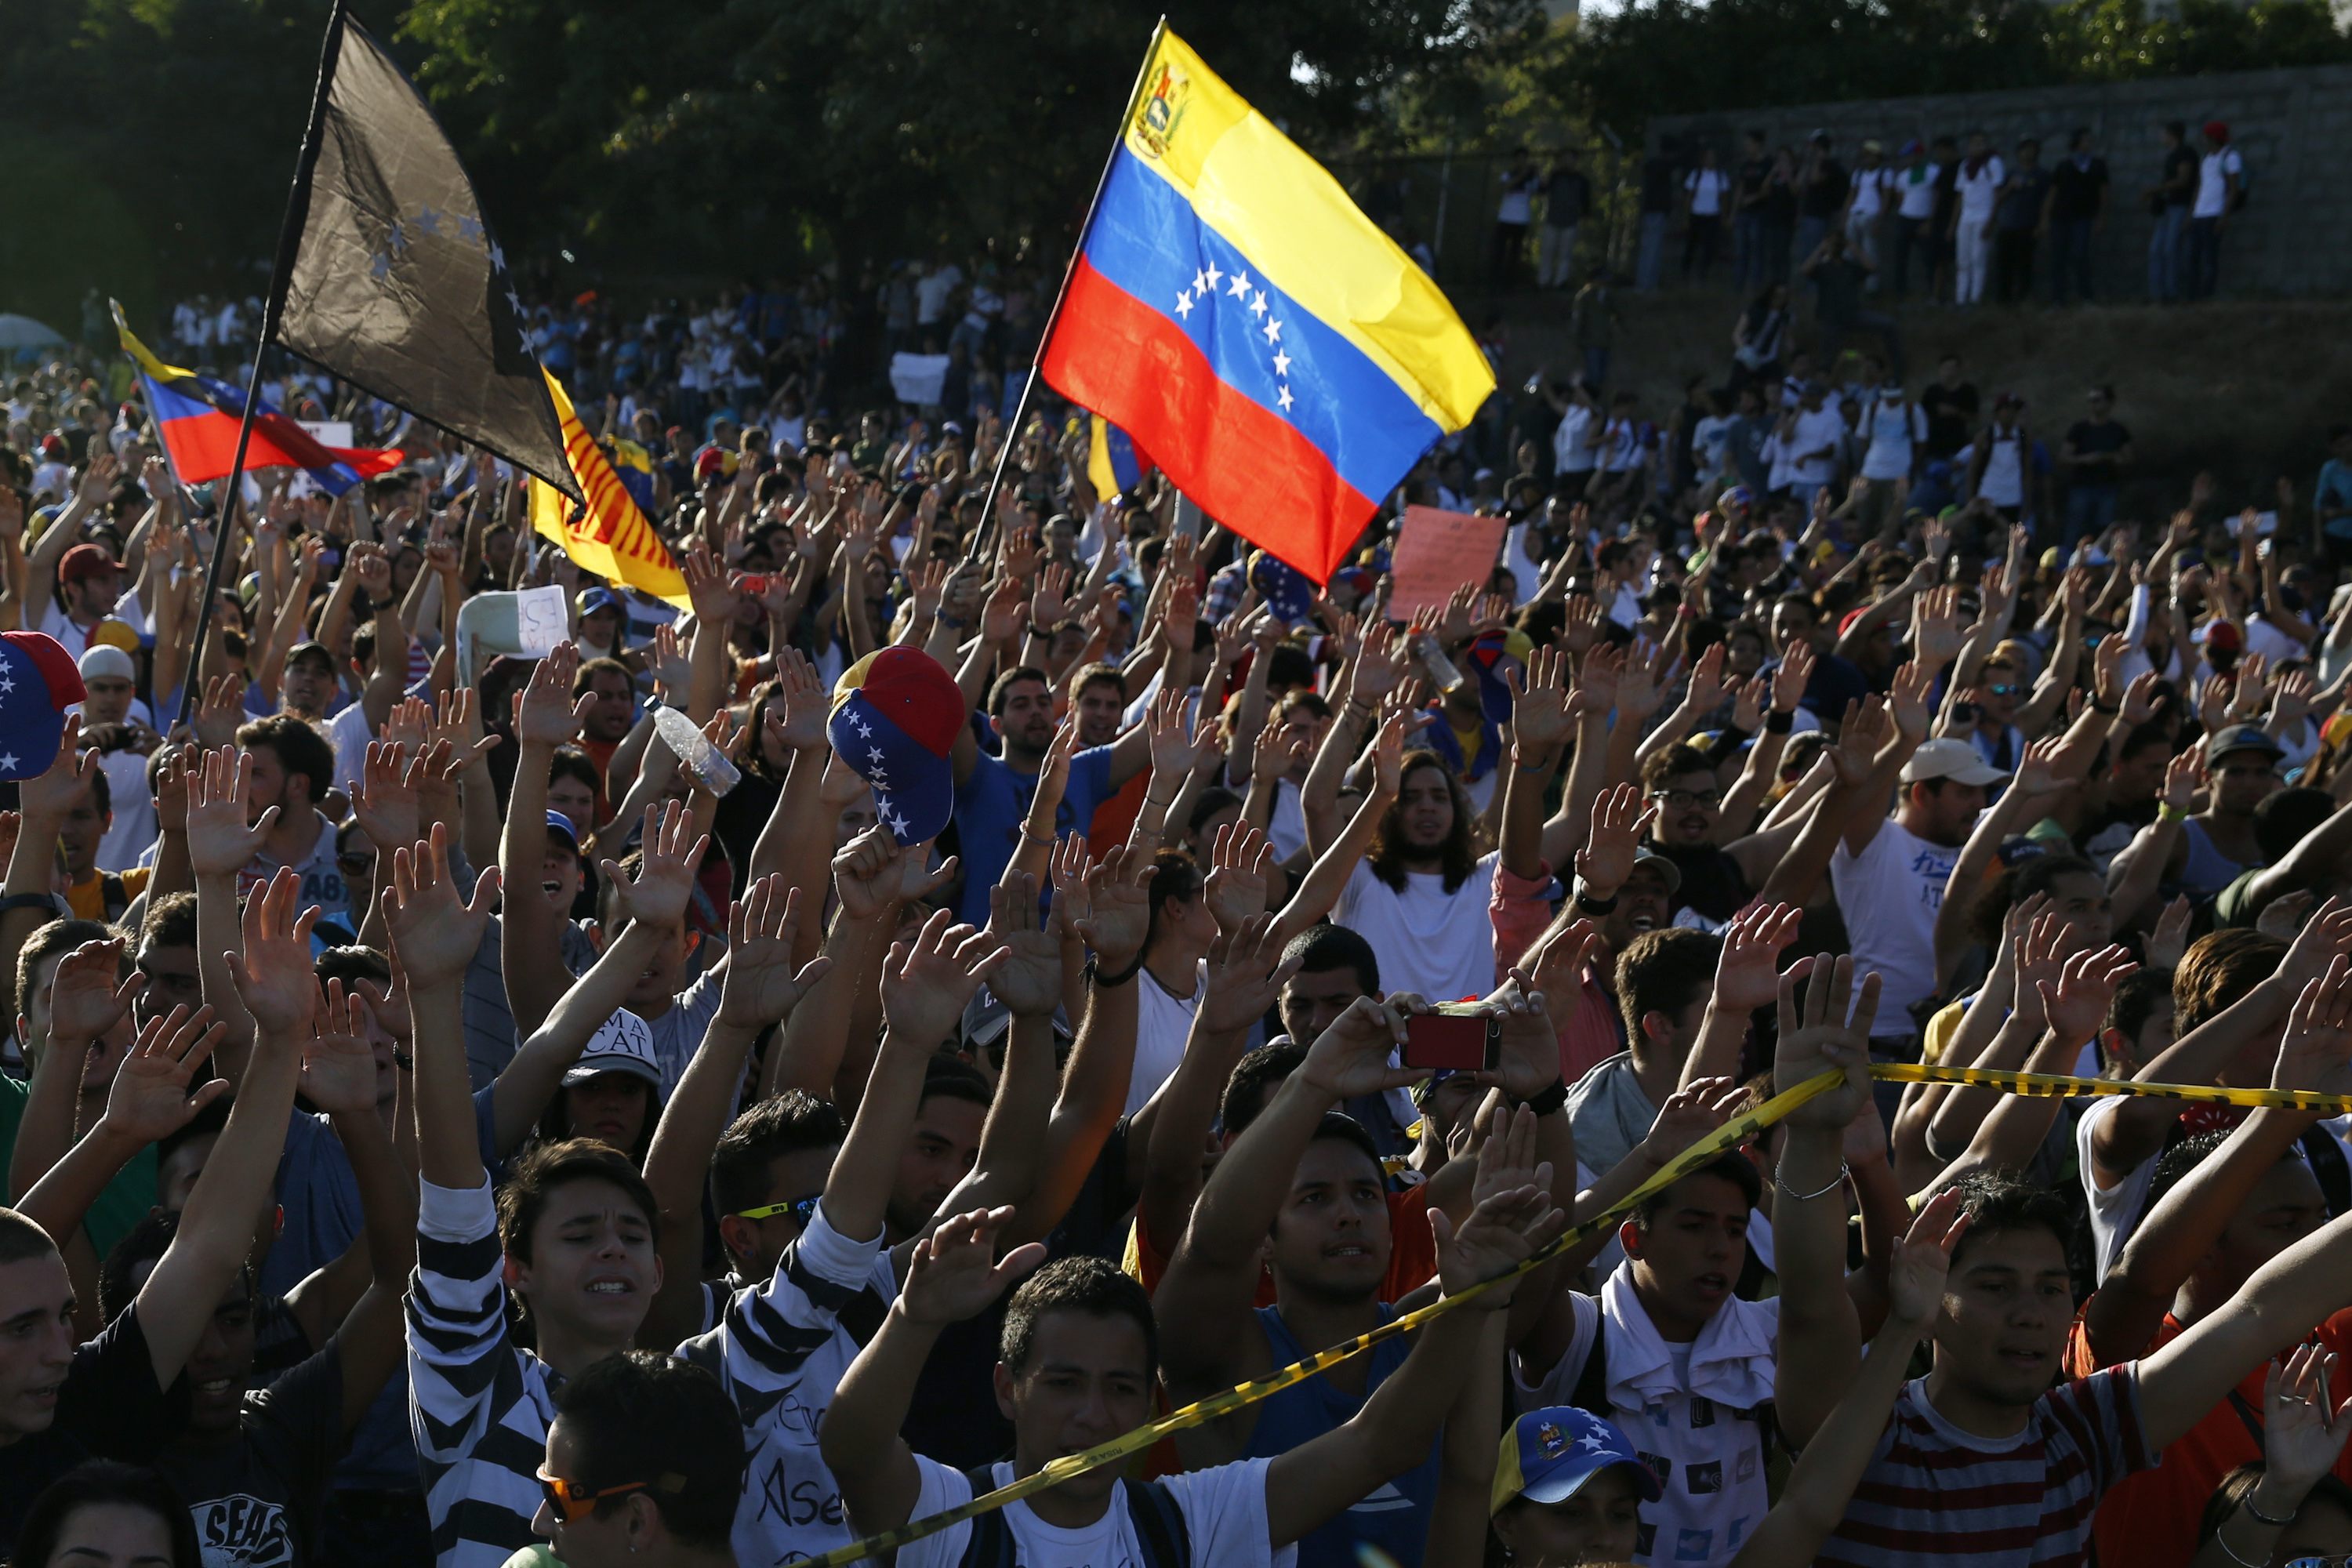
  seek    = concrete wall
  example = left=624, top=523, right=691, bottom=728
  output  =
left=1648, top=65, right=2352, bottom=299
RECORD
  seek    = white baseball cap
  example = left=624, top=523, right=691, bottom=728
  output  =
left=77, top=645, right=136, bottom=684
left=561, top=1009, right=662, bottom=1089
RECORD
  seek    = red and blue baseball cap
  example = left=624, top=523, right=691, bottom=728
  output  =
left=0, top=632, right=87, bottom=781
left=1490, top=1406, right=1660, bottom=1516
left=829, top=646, right=963, bottom=845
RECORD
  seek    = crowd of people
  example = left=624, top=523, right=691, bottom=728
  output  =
left=2, top=232, right=2352, bottom=1568
left=1495, top=117, right=2250, bottom=307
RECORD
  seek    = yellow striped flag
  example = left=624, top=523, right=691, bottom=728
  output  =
left=526, top=370, right=691, bottom=609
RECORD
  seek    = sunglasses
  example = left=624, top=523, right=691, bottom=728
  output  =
left=2287, top=1559, right=2352, bottom=1568
left=731, top=1193, right=822, bottom=1229
left=1986, top=684, right=2023, bottom=697
left=337, top=851, right=376, bottom=875
left=537, top=1468, right=651, bottom=1523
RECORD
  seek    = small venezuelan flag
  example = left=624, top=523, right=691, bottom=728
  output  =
left=1041, top=27, right=1494, bottom=583
left=112, top=302, right=402, bottom=495
left=1086, top=413, right=1156, bottom=501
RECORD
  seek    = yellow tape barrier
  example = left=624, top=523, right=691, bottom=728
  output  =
left=811, top=1061, right=2336, bottom=1563
left=807, top=1066, right=1848, bottom=1565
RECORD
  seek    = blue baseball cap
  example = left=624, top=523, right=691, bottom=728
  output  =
left=576, top=586, right=622, bottom=618
left=545, top=811, right=583, bottom=853
left=829, top=647, right=964, bottom=844
left=1491, top=1406, right=1660, bottom=1516
left=1249, top=551, right=1317, bottom=624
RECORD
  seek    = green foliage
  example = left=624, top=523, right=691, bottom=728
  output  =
left=0, top=0, right=2342, bottom=318
left=1552, top=0, right=2352, bottom=135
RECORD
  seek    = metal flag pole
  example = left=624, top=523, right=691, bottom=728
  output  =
left=173, top=0, right=350, bottom=731
left=965, top=14, right=1169, bottom=564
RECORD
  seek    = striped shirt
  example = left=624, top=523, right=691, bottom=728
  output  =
left=674, top=1201, right=896, bottom=1566
left=406, top=1178, right=564, bottom=1568
left=1819, top=1368, right=2153, bottom=1568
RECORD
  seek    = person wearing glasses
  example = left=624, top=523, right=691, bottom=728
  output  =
left=531, top=1351, right=745, bottom=1568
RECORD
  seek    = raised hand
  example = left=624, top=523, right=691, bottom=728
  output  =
left=2258, top=888, right=2318, bottom=947
left=1575, top=782, right=1653, bottom=896
left=299, top=981, right=383, bottom=1116
left=769, top=647, right=829, bottom=752
left=2039, top=942, right=2138, bottom=1044
left=1200, top=913, right=1299, bottom=1035
left=1145, top=689, right=1196, bottom=782
left=383, top=695, right=432, bottom=757
left=1887, top=659, right=1935, bottom=745
left=1773, top=953, right=1880, bottom=1131
left=1831, top=697, right=1893, bottom=785
left=1508, top=643, right=1573, bottom=753
left=1431, top=1108, right=1567, bottom=1305
left=350, top=740, right=419, bottom=853
left=1682, top=641, right=1727, bottom=716
left=1632, top=1076, right=1749, bottom=1172
left=1714, top=902, right=1803, bottom=1014
left=183, top=746, right=275, bottom=878
left=648, top=623, right=692, bottom=703
left=832, top=826, right=958, bottom=923
left=880, top=907, right=1010, bottom=1047
left=681, top=537, right=742, bottom=626
left=1349, top=620, right=1410, bottom=708
left=2144, top=894, right=2194, bottom=972
left=600, top=800, right=710, bottom=931
left=2274, top=953, right=2352, bottom=1097
left=224, top=868, right=323, bottom=1036
left=47, top=938, right=140, bottom=1045
left=896, top=1206, right=1048, bottom=1327
left=2259, top=1342, right=2352, bottom=1504
left=194, top=677, right=247, bottom=750
left=1522, top=916, right=1602, bottom=1009
left=2161, top=747, right=2201, bottom=815
left=1886, top=1189, right=1969, bottom=1330
left=381, top=822, right=500, bottom=989
left=1203, top=819, right=1274, bottom=932
left=1567, top=640, right=1623, bottom=720
left=1486, top=969, right=1563, bottom=1099
left=100, top=1004, right=228, bottom=1146
left=717, top=876, right=832, bottom=1029
left=982, top=871, right=1062, bottom=1020
left=1300, top=994, right=1431, bottom=1102
left=1617, top=638, right=1678, bottom=721
left=1073, top=841, right=1153, bottom=971
left=2283, top=897, right=2352, bottom=989
left=514, top=643, right=590, bottom=748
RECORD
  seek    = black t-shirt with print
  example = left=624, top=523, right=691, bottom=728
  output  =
left=160, top=1338, right=344, bottom=1568
left=0, top=1301, right=191, bottom=1556
left=2050, top=156, right=2109, bottom=221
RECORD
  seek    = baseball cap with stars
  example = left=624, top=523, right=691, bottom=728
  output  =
left=828, top=647, right=964, bottom=845
left=0, top=631, right=88, bottom=781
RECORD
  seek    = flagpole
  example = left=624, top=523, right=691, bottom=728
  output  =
left=967, top=15, right=1168, bottom=563
left=173, top=0, right=350, bottom=731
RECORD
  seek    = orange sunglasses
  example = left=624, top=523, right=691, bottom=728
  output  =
left=537, top=1467, right=652, bottom=1523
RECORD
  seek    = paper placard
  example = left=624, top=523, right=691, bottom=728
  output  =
left=514, top=584, right=569, bottom=655
left=889, top=352, right=950, bottom=406
left=1388, top=505, right=1507, bottom=620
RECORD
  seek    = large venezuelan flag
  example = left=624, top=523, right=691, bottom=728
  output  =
left=112, top=303, right=402, bottom=496
left=1041, top=29, right=1494, bottom=583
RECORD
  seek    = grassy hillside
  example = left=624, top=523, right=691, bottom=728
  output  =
left=1494, top=285, right=2352, bottom=510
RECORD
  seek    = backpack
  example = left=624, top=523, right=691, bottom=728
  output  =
left=954, top=1465, right=1192, bottom=1568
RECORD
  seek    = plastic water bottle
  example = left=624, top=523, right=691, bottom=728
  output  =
left=652, top=705, right=742, bottom=798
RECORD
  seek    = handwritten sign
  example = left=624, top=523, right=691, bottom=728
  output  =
left=1388, top=505, right=1507, bottom=621
left=514, top=585, right=569, bottom=655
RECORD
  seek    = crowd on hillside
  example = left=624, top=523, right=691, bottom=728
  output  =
left=5, top=241, right=2352, bottom=1568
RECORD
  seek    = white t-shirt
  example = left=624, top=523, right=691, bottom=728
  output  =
left=1955, top=157, right=2007, bottom=223
left=1847, top=167, right=1889, bottom=220
left=1553, top=405, right=1597, bottom=474
left=1334, top=854, right=1501, bottom=1004
left=2075, top=1095, right=2158, bottom=1279
left=1498, top=177, right=1534, bottom=226
left=1599, top=418, right=1643, bottom=474
left=2195, top=148, right=2245, bottom=219
left=1268, top=778, right=1308, bottom=862
left=1790, top=404, right=1846, bottom=486
left=1896, top=163, right=1943, bottom=220
left=1686, top=169, right=1730, bottom=216
left=1129, top=960, right=1206, bottom=1116
left=96, top=746, right=157, bottom=874
left=1860, top=397, right=1927, bottom=482
left=894, top=1455, right=1289, bottom=1568
left=915, top=266, right=964, bottom=325
left=1829, top=818, right=1963, bottom=1032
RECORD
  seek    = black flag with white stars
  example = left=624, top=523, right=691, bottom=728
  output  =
left=274, top=14, right=580, bottom=500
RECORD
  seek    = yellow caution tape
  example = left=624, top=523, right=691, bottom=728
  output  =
left=814, top=1059, right=2328, bottom=1563
left=1870, top=1061, right=2352, bottom=1114
left=807, top=1067, right=1849, bottom=1566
